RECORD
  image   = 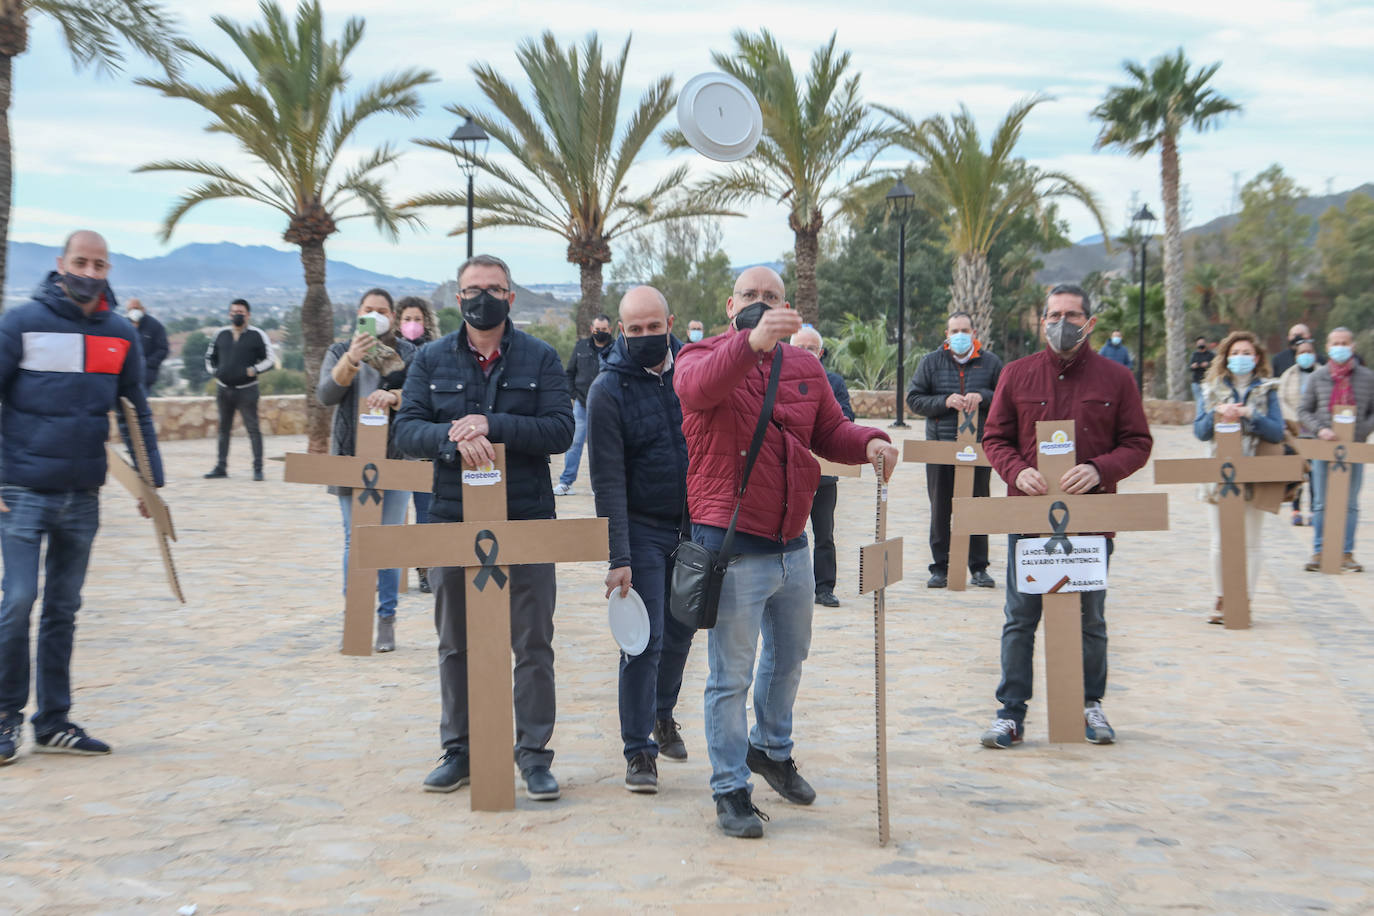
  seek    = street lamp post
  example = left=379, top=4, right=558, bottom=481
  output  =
left=1130, top=204, right=1157, bottom=393
left=450, top=115, right=490, bottom=259
left=886, top=179, right=916, bottom=428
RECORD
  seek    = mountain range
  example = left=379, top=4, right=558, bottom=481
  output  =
left=1036, top=182, right=1374, bottom=284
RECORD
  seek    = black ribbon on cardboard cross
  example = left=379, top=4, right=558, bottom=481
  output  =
left=1218, top=461, right=1241, bottom=497
left=1333, top=445, right=1349, bottom=472
left=959, top=410, right=977, bottom=436
left=472, top=529, right=508, bottom=591
left=357, top=463, right=383, bottom=505
left=1045, top=500, right=1074, bottom=555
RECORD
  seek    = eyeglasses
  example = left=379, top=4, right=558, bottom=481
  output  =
left=736, top=289, right=782, bottom=305
left=1044, top=310, right=1087, bottom=323
left=459, top=286, right=510, bottom=298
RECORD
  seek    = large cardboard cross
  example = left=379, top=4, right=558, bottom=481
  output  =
left=283, top=406, right=433, bottom=655
left=1294, top=406, right=1374, bottom=574
left=352, top=444, right=607, bottom=811
left=902, top=408, right=992, bottom=590
left=1153, top=418, right=1304, bottom=627
left=952, top=420, right=1169, bottom=743
left=106, top=397, right=183, bottom=603
left=858, top=455, right=901, bottom=846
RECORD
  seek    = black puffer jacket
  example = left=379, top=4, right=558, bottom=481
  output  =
left=586, top=334, right=688, bottom=568
left=393, top=321, right=574, bottom=522
left=906, top=344, right=1003, bottom=441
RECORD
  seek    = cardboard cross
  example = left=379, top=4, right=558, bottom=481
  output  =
left=1153, top=418, right=1304, bottom=627
left=283, top=406, right=434, bottom=655
left=106, top=397, right=184, bottom=603
left=952, top=420, right=1169, bottom=742
left=902, top=408, right=992, bottom=590
left=1293, top=406, right=1374, bottom=574
left=858, top=455, right=902, bottom=846
left=351, top=444, right=607, bottom=812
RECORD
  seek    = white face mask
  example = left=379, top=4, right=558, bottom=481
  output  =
left=128, top=309, right=144, bottom=323
left=370, top=312, right=391, bottom=337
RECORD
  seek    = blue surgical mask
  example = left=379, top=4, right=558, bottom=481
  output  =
left=688, top=329, right=703, bottom=342
left=1296, top=352, right=1316, bottom=370
left=1328, top=345, right=1353, bottom=364
left=948, top=332, right=973, bottom=355
left=1110, top=335, right=1122, bottom=345
left=1227, top=354, right=1256, bottom=376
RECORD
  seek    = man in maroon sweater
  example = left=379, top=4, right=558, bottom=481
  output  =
left=675, top=266, right=897, bottom=838
left=978, top=284, right=1153, bottom=749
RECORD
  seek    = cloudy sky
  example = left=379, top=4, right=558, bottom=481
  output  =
left=13, top=0, right=1373, bottom=288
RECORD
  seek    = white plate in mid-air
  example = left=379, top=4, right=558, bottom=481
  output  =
left=676, top=71, right=763, bottom=162
left=608, top=587, right=651, bottom=656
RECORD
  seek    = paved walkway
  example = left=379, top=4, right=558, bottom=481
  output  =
left=0, top=424, right=1370, bottom=914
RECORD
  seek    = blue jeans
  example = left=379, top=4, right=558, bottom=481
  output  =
left=0, top=487, right=100, bottom=733
left=1310, top=459, right=1363, bottom=554
left=338, top=489, right=409, bottom=617
left=620, top=521, right=697, bottom=760
left=996, top=534, right=1113, bottom=724
left=1191, top=381, right=1203, bottom=404
left=412, top=490, right=432, bottom=525
left=705, top=548, right=814, bottom=796
left=559, top=400, right=588, bottom=487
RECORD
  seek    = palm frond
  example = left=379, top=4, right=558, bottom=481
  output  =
left=33, top=0, right=184, bottom=75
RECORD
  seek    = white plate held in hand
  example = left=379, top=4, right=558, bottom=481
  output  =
left=608, top=587, right=650, bottom=656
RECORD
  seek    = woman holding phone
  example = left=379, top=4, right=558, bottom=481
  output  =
left=317, top=288, right=417, bottom=651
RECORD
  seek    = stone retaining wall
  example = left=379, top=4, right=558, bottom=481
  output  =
left=847, top=390, right=1194, bottom=426
left=149, top=395, right=308, bottom=441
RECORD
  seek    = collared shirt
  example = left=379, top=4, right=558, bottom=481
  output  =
left=468, top=338, right=501, bottom=377
left=644, top=348, right=674, bottom=378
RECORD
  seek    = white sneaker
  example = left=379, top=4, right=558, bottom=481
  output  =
left=553, top=483, right=574, bottom=496
left=1084, top=701, right=1115, bottom=744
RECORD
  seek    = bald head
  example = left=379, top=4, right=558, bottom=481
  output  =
left=728, top=266, right=786, bottom=321
left=791, top=326, right=822, bottom=354
left=62, top=230, right=106, bottom=258
left=56, top=231, right=111, bottom=311
left=1288, top=323, right=1312, bottom=343
left=619, top=285, right=669, bottom=323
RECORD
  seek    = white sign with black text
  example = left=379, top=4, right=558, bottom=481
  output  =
left=1014, top=535, right=1109, bottom=594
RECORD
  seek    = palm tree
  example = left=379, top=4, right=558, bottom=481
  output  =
left=1190, top=262, right=1223, bottom=322
left=1091, top=48, right=1241, bottom=400
left=667, top=30, right=886, bottom=326
left=135, top=0, right=435, bottom=451
left=880, top=95, right=1108, bottom=345
left=0, top=0, right=182, bottom=305
left=404, top=32, right=734, bottom=334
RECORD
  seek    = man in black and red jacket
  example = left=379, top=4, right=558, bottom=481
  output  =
left=907, top=310, right=1003, bottom=589
left=978, top=284, right=1153, bottom=750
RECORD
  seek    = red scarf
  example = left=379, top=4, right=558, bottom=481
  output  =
left=1329, top=359, right=1355, bottom=412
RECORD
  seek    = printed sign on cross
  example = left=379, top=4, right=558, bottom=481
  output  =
left=952, top=420, right=1169, bottom=743
left=1293, top=407, right=1374, bottom=574
left=902, top=408, right=992, bottom=590
left=857, top=455, right=901, bottom=846
left=1153, top=418, right=1304, bottom=627
left=352, top=444, right=607, bottom=812
left=283, top=406, right=434, bottom=655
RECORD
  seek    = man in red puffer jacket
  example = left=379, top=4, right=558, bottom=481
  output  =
left=674, top=266, right=898, bottom=839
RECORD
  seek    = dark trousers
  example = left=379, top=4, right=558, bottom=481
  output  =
left=995, top=535, right=1113, bottom=724
left=215, top=384, right=263, bottom=472
left=926, top=463, right=991, bottom=574
left=620, top=521, right=697, bottom=760
left=809, top=478, right=839, bottom=593
left=431, top=563, right=556, bottom=770
left=0, top=487, right=100, bottom=734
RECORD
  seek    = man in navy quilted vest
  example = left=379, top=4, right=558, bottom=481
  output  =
left=0, top=230, right=164, bottom=764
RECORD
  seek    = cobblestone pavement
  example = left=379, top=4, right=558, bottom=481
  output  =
left=0, top=424, right=1370, bottom=914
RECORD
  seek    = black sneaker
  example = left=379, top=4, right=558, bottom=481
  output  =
left=815, top=590, right=840, bottom=607
left=33, top=723, right=111, bottom=756
left=927, top=571, right=948, bottom=588
left=970, top=570, right=996, bottom=588
left=522, top=765, right=561, bottom=801
left=625, top=752, right=658, bottom=794
left=423, top=750, right=470, bottom=792
left=745, top=746, right=815, bottom=805
left=418, top=569, right=431, bottom=594
left=653, top=718, right=687, bottom=761
left=253, top=469, right=265, bottom=482
left=715, top=788, right=769, bottom=838
left=203, top=467, right=228, bottom=479
left=0, top=716, right=19, bottom=765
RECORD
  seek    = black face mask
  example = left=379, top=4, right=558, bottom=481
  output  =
left=460, top=290, right=510, bottom=331
left=62, top=273, right=107, bottom=305
left=625, top=332, right=669, bottom=369
left=230, top=313, right=247, bottom=327
left=733, top=301, right=770, bottom=330
left=592, top=330, right=612, bottom=346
